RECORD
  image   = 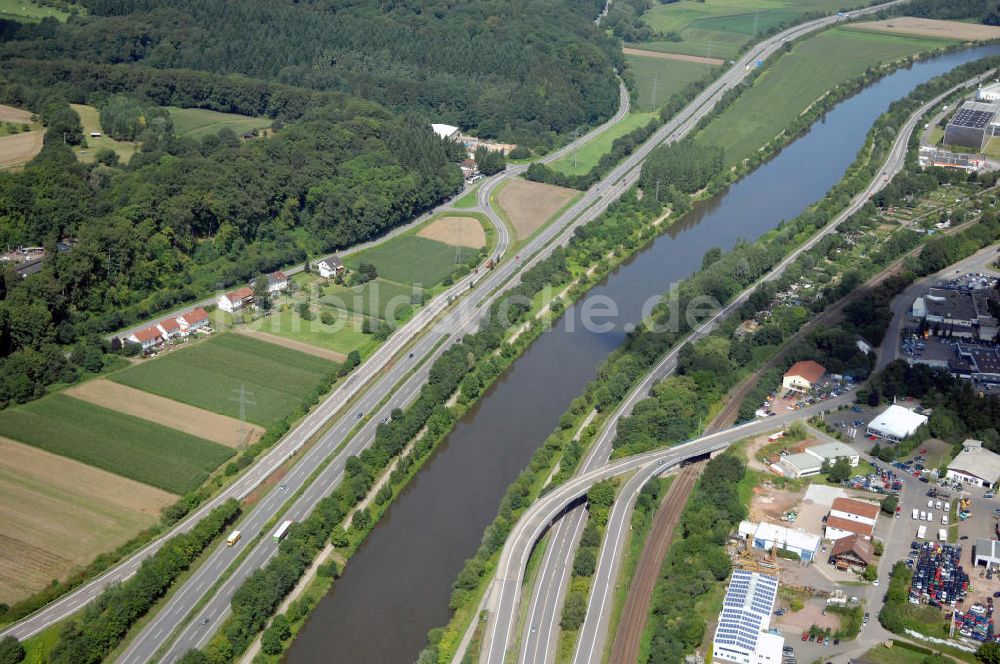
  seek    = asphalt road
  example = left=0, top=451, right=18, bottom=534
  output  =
left=495, top=59, right=982, bottom=664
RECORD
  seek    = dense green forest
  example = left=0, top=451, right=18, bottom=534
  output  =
left=896, top=0, right=1000, bottom=24
left=1, top=0, right=620, bottom=145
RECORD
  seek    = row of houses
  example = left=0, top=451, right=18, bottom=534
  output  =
left=218, top=270, right=290, bottom=313
left=126, top=307, right=211, bottom=352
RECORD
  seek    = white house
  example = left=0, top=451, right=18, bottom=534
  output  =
left=316, top=256, right=346, bottom=279
left=176, top=307, right=210, bottom=336
left=866, top=405, right=928, bottom=443
left=825, top=497, right=878, bottom=541
left=782, top=360, right=826, bottom=392
left=712, top=570, right=784, bottom=664
left=156, top=317, right=181, bottom=340
left=127, top=326, right=163, bottom=352
left=779, top=452, right=823, bottom=479
left=265, top=271, right=289, bottom=294
left=947, top=439, right=1000, bottom=488
left=218, top=286, right=255, bottom=313
left=805, top=442, right=860, bottom=468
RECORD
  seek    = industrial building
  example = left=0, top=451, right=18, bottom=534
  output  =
left=913, top=287, right=999, bottom=341
left=804, top=441, right=860, bottom=468
left=974, top=538, right=1000, bottom=568
left=943, top=100, right=1000, bottom=150
left=781, top=360, right=826, bottom=392
left=825, top=498, right=879, bottom=541
left=865, top=405, right=928, bottom=443
left=947, top=439, right=1000, bottom=488
left=976, top=82, right=1000, bottom=103
left=738, top=521, right=821, bottom=562
left=950, top=345, right=1000, bottom=384
left=779, top=452, right=823, bottom=479
left=712, top=570, right=784, bottom=664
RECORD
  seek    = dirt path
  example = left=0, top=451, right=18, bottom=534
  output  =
left=232, top=326, right=347, bottom=362
left=608, top=462, right=704, bottom=664
left=622, top=47, right=724, bottom=66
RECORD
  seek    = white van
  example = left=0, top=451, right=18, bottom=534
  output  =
left=936, top=500, right=942, bottom=510
left=942, top=515, right=949, bottom=525
left=920, top=511, right=926, bottom=521
left=926, top=512, right=934, bottom=522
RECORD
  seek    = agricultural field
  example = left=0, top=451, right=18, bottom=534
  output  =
left=70, top=104, right=139, bottom=164
left=0, top=437, right=173, bottom=603
left=624, top=51, right=715, bottom=112
left=65, top=379, right=265, bottom=448
left=0, top=0, right=73, bottom=21
left=695, top=27, right=954, bottom=167
left=495, top=178, right=579, bottom=239
left=551, top=112, right=658, bottom=175
left=0, top=131, right=43, bottom=171
left=632, top=0, right=856, bottom=60
left=111, top=333, right=337, bottom=426
left=235, top=325, right=349, bottom=362
left=321, top=278, right=423, bottom=321
left=417, top=214, right=487, bottom=248
left=0, top=395, right=232, bottom=494
left=166, top=106, right=272, bottom=139
left=849, top=17, right=1000, bottom=42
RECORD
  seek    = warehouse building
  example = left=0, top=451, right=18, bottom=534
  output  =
left=782, top=360, right=826, bottom=392
left=712, top=570, right=784, bottom=664
left=976, top=82, right=1000, bottom=103
left=943, top=100, right=1000, bottom=150
left=947, top=439, right=1000, bottom=489
left=779, top=452, right=824, bottom=479
left=804, top=441, right=860, bottom=468
left=738, top=520, right=822, bottom=562
left=866, top=405, right=928, bottom=443
left=975, top=539, right=1000, bottom=568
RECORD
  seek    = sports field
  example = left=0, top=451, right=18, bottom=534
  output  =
left=166, top=107, right=272, bottom=139
left=111, top=333, right=337, bottom=426
left=551, top=112, right=658, bottom=176
left=345, top=233, right=479, bottom=285
left=249, top=305, right=374, bottom=356
left=0, top=395, right=232, bottom=494
left=625, top=53, right=713, bottom=112
left=71, top=104, right=139, bottom=164
left=0, top=0, right=72, bottom=21
left=0, top=437, right=173, bottom=602
left=633, top=0, right=863, bottom=60
left=695, top=27, right=954, bottom=167
left=322, top=278, right=423, bottom=321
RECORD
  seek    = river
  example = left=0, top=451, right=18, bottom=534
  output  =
left=286, top=45, right=1000, bottom=664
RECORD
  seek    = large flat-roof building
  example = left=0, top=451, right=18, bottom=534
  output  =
left=805, top=441, right=860, bottom=468
left=779, top=452, right=823, bottom=479
left=712, top=570, right=784, bottom=664
left=739, top=521, right=821, bottom=562
left=916, top=287, right=998, bottom=341
left=975, top=538, right=1000, bottom=568
left=944, top=100, right=1000, bottom=150
left=866, top=405, right=928, bottom=443
left=947, top=439, right=1000, bottom=489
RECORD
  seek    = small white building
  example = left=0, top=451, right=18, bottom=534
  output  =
left=265, top=271, right=289, bottom=294
left=218, top=286, right=255, bottom=313
left=781, top=360, right=826, bottom=392
left=779, top=452, right=823, bottom=479
left=739, top=520, right=821, bottom=562
left=176, top=307, right=210, bottom=335
left=865, top=404, right=928, bottom=443
left=156, top=317, right=181, bottom=340
left=712, top=570, right=784, bottom=664
left=805, top=442, right=860, bottom=468
left=431, top=123, right=460, bottom=141
left=126, top=326, right=162, bottom=352
left=947, top=439, right=1000, bottom=489
left=316, top=256, right=346, bottom=279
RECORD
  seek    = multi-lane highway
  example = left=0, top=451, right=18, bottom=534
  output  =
left=487, top=70, right=988, bottom=664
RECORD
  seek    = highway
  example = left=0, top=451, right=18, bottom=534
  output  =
left=487, top=65, right=986, bottom=664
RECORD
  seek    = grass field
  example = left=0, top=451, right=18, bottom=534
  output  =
left=0, top=395, right=232, bottom=494
left=551, top=112, right=658, bottom=175
left=632, top=0, right=858, bottom=60
left=0, top=436, right=173, bottom=602
left=345, top=233, right=479, bottom=286
left=0, top=0, right=72, bottom=21
left=166, top=106, right=271, bottom=139
left=322, top=278, right=423, bottom=321
left=453, top=183, right=481, bottom=208
left=112, top=333, right=336, bottom=426
left=70, top=104, right=139, bottom=164
left=248, top=307, right=375, bottom=356
left=695, top=27, right=954, bottom=167
left=625, top=53, right=713, bottom=112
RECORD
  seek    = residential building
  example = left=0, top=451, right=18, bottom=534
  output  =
left=825, top=497, right=878, bottom=541
left=947, top=439, right=1000, bottom=489
left=804, top=442, right=860, bottom=468
left=974, top=539, right=1000, bottom=567
left=829, top=533, right=875, bottom=572
left=460, top=159, right=478, bottom=179
left=266, top=271, right=289, bottom=294
left=316, top=256, right=346, bottom=279
left=865, top=405, right=928, bottom=443
left=127, top=326, right=163, bottom=352
left=779, top=452, right=823, bottom=479
left=156, top=317, right=181, bottom=340
left=738, top=520, right=821, bottom=562
left=712, top=570, right=784, bottom=664
left=177, top=308, right=210, bottom=335
left=218, top=286, right=255, bottom=313
left=781, top=360, right=826, bottom=392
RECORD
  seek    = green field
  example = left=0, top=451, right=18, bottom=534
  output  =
left=634, top=0, right=859, bottom=60
left=70, top=104, right=139, bottom=164
left=112, top=334, right=336, bottom=426
left=453, top=183, right=481, bottom=208
left=345, top=234, right=479, bottom=286
left=695, top=28, right=954, bottom=167
left=321, top=278, right=423, bottom=321
left=0, top=0, right=73, bottom=21
left=250, top=306, right=376, bottom=356
left=166, top=107, right=272, bottom=139
left=0, top=395, right=231, bottom=494
left=551, top=112, right=658, bottom=176
left=625, top=53, right=714, bottom=112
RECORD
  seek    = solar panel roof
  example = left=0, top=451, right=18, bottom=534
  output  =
left=951, top=109, right=994, bottom=130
